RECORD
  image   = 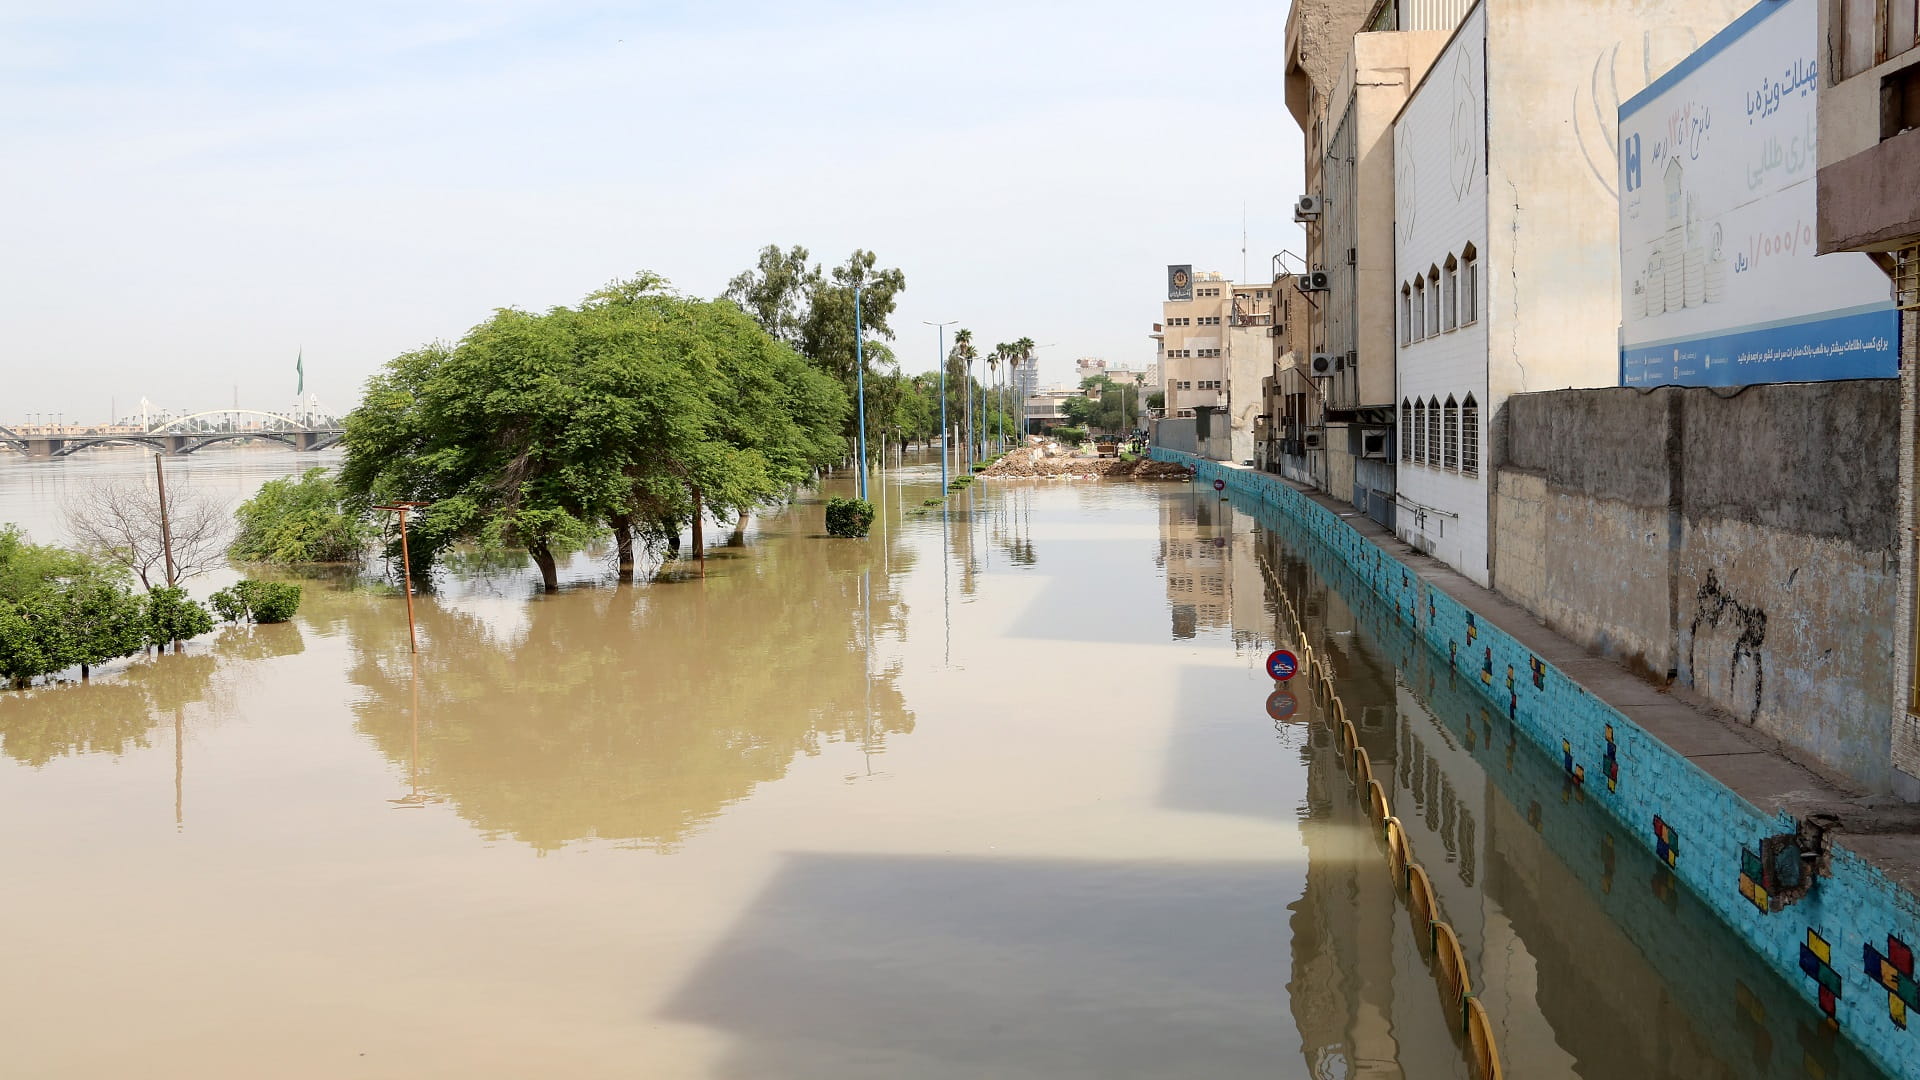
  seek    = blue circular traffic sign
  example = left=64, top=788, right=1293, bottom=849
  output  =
left=1213, top=478, right=1226, bottom=491
left=1266, top=649, right=1299, bottom=682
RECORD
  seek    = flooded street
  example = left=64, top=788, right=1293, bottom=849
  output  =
left=0, top=448, right=1889, bottom=1078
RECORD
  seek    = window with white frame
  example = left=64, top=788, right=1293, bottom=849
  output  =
left=1426, top=396, right=1441, bottom=464
left=1401, top=285, right=1412, bottom=346
left=1461, top=394, right=1479, bottom=474
left=1443, top=395, right=1459, bottom=470
left=1443, top=255, right=1458, bottom=332
left=1412, top=278, right=1426, bottom=340
left=1401, top=398, right=1412, bottom=461
left=1426, top=266, right=1441, bottom=334
left=1413, top=398, right=1427, bottom=463
left=1461, top=245, right=1478, bottom=325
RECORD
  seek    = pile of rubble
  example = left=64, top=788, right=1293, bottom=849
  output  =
left=978, top=443, right=1192, bottom=481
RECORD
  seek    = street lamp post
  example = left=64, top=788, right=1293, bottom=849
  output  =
left=924, top=320, right=957, bottom=488
left=854, top=284, right=870, bottom=501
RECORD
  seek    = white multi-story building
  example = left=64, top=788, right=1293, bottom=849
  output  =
left=1390, top=0, right=1746, bottom=585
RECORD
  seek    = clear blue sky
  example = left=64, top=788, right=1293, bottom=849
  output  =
left=1, top=0, right=1304, bottom=420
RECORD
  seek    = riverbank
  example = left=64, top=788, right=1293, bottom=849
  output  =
left=1158, top=448, right=1920, bottom=1079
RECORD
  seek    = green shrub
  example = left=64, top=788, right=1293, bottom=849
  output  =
left=948, top=476, right=973, bottom=489
left=824, top=497, right=876, bottom=538
left=210, top=579, right=304, bottom=624
left=143, top=587, right=214, bottom=646
left=1053, top=425, right=1087, bottom=446
left=229, top=467, right=371, bottom=564
left=971, top=462, right=989, bottom=473
left=920, top=498, right=944, bottom=507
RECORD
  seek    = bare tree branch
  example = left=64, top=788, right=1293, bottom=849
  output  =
left=63, top=475, right=229, bottom=590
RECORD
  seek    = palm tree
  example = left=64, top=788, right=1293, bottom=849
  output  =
left=1007, top=352, right=1024, bottom=442
left=985, top=348, right=1001, bottom=456
left=1013, top=337, right=1036, bottom=446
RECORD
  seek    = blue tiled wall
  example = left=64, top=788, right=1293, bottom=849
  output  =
left=1155, top=449, right=1920, bottom=1079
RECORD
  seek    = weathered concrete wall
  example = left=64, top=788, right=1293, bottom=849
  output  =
left=1491, top=381, right=1900, bottom=792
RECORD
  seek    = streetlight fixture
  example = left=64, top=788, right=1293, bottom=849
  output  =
left=923, top=320, right=957, bottom=488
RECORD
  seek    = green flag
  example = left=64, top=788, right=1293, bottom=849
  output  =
left=296, top=349, right=304, bottom=395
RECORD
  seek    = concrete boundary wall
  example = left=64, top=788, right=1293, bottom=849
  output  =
left=1492, top=381, right=1899, bottom=793
left=1153, top=447, right=1920, bottom=1079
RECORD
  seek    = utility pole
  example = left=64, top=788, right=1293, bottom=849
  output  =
left=373, top=503, right=426, bottom=653
left=154, top=454, right=176, bottom=587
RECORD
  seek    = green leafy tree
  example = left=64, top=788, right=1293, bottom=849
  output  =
left=210, top=580, right=303, bottom=624
left=230, top=467, right=373, bottom=564
left=143, top=586, right=215, bottom=647
left=342, top=273, right=847, bottom=590
left=58, top=580, right=148, bottom=680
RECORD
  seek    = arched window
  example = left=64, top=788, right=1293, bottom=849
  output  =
left=1460, top=244, right=1478, bottom=325
left=1401, top=397, right=1413, bottom=461
left=1427, top=266, right=1441, bottom=335
left=1443, top=255, right=1459, bottom=332
left=1413, top=398, right=1427, bottom=463
left=1400, top=285, right=1412, bottom=347
left=1443, top=395, right=1459, bottom=470
left=1412, top=277, right=1426, bottom=340
left=1461, top=393, right=1480, bottom=475
left=1426, top=396, right=1441, bottom=464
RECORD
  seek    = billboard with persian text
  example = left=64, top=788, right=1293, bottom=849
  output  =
left=1618, top=0, right=1897, bottom=387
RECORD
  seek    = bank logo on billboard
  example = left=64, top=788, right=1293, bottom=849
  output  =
left=1168, top=265, right=1193, bottom=301
left=1616, top=0, right=1897, bottom=388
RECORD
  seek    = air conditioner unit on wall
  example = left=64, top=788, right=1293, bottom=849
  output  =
left=1303, top=432, right=1323, bottom=450
left=1295, top=271, right=1330, bottom=293
left=1294, top=194, right=1322, bottom=220
left=1310, top=353, right=1333, bottom=375
left=1360, top=430, right=1389, bottom=459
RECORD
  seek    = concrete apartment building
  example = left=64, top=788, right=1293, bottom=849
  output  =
left=1817, top=0, right=1920, bottom=777
left=1388, top=0, right=1748, bottom=586
left=1158, top=270, right=1236, bottom=456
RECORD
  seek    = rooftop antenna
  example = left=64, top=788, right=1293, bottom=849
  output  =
left=1242, top=202, right=1248, bottom=284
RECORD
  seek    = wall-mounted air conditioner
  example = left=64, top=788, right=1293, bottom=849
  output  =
left=1310, top=352, right=1333, bottom=375
left=1360, top=430, right=1389, bottom=459
left=1294, top=194, right=1322, bottom=220
left=1295, top=271, right=1330, bottom=293
left=1303, top=432, right=1323, bottom=450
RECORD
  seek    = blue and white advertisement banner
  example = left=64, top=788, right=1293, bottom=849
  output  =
left=1618, top=0, right=1898, bottom=388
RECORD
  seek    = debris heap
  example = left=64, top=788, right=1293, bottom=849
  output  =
left=978, top=443, right=1192, bottom=481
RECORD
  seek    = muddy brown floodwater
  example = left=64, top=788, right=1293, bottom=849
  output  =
left=0, top=446, right=1893, bottom=1079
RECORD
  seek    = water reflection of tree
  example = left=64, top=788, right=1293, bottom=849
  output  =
left=345, top=528, right=915, bottom=853
left=0, top=650, right=222, bottom=767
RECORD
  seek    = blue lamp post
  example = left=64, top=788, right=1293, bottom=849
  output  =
left=924, top=320, right=956, bottom=488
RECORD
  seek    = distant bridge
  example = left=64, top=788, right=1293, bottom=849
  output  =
left=0, top=410, right=344, bottom=459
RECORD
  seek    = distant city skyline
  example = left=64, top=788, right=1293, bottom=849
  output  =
left=0, top=1, right=1304, bottom=418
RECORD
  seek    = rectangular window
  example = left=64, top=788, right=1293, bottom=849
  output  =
left=1412, top=280, right=1426, bottom=340
left=1427, top=274, right=1440, bottom=334
left=1400, top=289, right=1412, bottom=347
left=1461, top=398, right=1479, bottom=475
left=1443, top=264, right=1458, bottom=331
left=1443, top=401, right=1459, bottom=470
left=1462, top=254, right=1478, bottom=325
left=1413, top=401, right=1426, bottom=464
left=1401, top=402, right=1412, bottom=461
left=1426, top=400, right=1440, bottom=464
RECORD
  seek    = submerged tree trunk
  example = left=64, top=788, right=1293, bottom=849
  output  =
left=665, top=524, right=681, bottom=557
left=728, top=512, right=749, bottom=547
left=530, top=543, right=559, bottom=593
left=612, top=515, right=635, bottom=582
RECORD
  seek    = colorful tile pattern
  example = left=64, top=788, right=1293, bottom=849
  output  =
left=1653, top=814, right=1680, bottom=867
left=1865, top=936, right=1920, bottom=1029
left=1802, top=930, right=1842, bottom=1021
left=1562, top=738, right=1585, bottom=784
left=1740, top=846, right=1771, bottom=913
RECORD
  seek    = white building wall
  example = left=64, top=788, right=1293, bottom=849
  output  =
left=1394, top=5, right=1491, bottom=584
